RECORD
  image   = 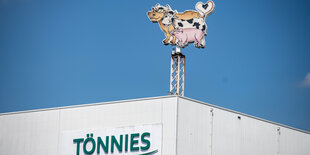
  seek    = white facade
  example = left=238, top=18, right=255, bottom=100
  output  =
left=0, top=96, right=309, bottom=155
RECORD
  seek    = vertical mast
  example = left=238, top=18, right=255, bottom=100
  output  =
left=169, top=47, right=185, bottom=96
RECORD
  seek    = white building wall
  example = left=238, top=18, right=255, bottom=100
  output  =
left=0, top=96, right=310, bottom=155
left=0, top=110, right=60, bottom=155
left=279, top=127, right=310, bottom=155
left=177, top=97, right=310, bottom=155
left=177, top=97, right=212, bottom=155
left=0, top=96, right=178, bottom=155
left=211, top=107, right=278, bottom=155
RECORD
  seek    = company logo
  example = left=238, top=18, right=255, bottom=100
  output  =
left=59, top=124, right=162, bottom=155
left=73, top=132, right=157, bottom=155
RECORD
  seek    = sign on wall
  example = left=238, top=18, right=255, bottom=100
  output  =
left=59, top=124, right=162, bottom=155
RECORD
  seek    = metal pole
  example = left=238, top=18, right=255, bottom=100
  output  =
left=182, top=56, right=185, bottom=96
left=169, top=47, right=185, bottom=96
left=169, top=49, right=174, bottom=94
left=177, top=55, right=181, bottom=95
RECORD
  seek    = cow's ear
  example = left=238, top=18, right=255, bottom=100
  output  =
left=155, top=3, right=160, bottom=8
left=173, top=10, right=178, bottom=17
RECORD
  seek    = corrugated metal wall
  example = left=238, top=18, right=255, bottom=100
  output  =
left=177, top=97, right=310, bottom=155
left=0, top=96, right=178, bottom=155
left=177, top=98, right=212, bottom=155
left=0, top=96, right=309, bottom=155
left=0, top=110, right=60, bottom=154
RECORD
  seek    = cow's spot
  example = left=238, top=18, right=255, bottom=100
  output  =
left=187, top=19, right=193, bottom=24
left=202, top=25, right=206, bottom=31
left=193, top=22, right=200, bottom=29
left=181, top=19, right=185, bottom=21
left=202, top=3, right=208, bottom=9
left=168, top=11, right=173, bottom=15
left=178, top=22, right=183, bottom=27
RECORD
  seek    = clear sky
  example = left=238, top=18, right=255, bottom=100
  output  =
left=0, top=0, right=309, bottom=131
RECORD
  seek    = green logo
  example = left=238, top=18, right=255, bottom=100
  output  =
left=73, top=132, right=158, bottom=155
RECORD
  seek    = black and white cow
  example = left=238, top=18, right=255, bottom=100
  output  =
left=161, top=11, right=207, bottom=47
left=175, top=18, right=207, bottom=35
left=161, top=11, right=207, bottom=35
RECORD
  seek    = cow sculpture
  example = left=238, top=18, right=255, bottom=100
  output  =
left=147, top=1, right=215, bottom=48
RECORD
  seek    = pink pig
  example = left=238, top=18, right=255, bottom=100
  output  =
left=172, top=28, right=205, bottom=48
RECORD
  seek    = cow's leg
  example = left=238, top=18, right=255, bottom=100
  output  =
left=168, top=35, right=176, bottom=45
left=199, top=31, right=205, bottom=48
left=162, top=33, right=171, bottom=45
left=170, top=36, right=176, bottom=45
left=200, top=38, right=205, bottom=48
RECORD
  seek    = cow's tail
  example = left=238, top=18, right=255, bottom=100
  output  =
left=195, top=1, right=215, bottom=19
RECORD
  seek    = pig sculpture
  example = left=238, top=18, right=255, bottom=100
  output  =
left=172, top=28, right=205, bottom=48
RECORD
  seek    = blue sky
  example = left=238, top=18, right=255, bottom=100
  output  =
left=0, top=0, right=309, bottom=131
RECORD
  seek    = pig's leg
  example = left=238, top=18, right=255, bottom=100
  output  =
left=197, top=36, right=202, bottom=48
left=180, top=38, right=186, bottom=48
left=175, top=37, right=182, bottom=47
left=193, top=34, right=200, bottom=48
left=174, top=36, right=180, bottom=45
left=177, top=36, right=184, bottom=48
left=196, top=32, right=204, bottom=48
left=194, top=39, right=198, bottom=47
left=180, top=39, right=185, bottom=48
left=184, top=35, right=189, bottom=47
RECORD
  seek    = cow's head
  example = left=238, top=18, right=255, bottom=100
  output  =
left=147, top=4, right=172, bottom=23
left=161, top=10, right=177, bottom=27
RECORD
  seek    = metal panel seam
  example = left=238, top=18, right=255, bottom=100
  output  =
left=160, top=98, right=163, bottom=154
left=56, top=109, right=61, bottom=155
left=210, top=108, right=214, bottom=155
left=175, top=96, right=179, bottom=155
